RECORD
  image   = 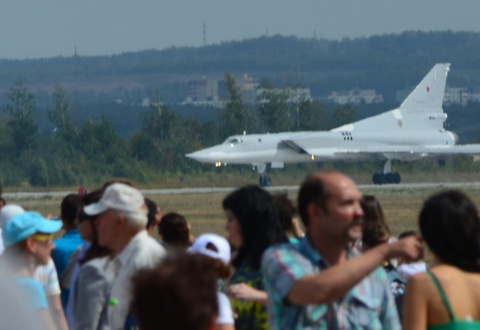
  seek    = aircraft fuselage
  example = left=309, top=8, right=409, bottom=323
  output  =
left=187, top=128, right=458, bottom=165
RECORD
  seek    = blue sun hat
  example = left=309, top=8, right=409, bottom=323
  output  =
left=2, top=211, right=62, bottom=247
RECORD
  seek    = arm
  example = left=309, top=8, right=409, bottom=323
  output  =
left=288, top=236, right=423, bottom=305
left=74, top=262, right=110, bottom=330
left=291, top=218, right=304, bottom=238
left=402, top=273, right=429, bottom=330
left=47, top=294, right=69, bottom=330
left=226, top=283, right=268, bottom=304
left=216, top=292, right=236, bottom=330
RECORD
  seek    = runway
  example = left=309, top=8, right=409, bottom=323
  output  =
left=3, top=181, right=480, bottom=199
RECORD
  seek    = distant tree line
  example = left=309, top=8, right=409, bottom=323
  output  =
left=0, top=76, right=363, bottom=187
left=1, top=71, right=480, bottom=188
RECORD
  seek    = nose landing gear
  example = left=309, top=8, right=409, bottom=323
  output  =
left=259, top=175, right=272, bottom=187
left=255, top=163, right=272, bottom=187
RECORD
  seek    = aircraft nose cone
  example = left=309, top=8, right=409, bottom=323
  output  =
left=185, top=150, right=212, bottom=163
left=185, top=152, right=201, bottom=161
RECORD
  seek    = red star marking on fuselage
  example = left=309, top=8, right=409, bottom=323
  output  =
left=426, top=86, right=430, bottom=92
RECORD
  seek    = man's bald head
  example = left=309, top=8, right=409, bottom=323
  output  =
left=297, top=171, right=357, bottom=227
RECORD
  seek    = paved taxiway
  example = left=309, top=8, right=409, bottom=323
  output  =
left=3, top=181, right=480, bottom=199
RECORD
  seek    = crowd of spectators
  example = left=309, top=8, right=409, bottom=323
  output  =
left=0, top=171, right=479, bottom=329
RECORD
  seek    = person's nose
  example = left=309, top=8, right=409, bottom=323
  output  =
left=355, top=202, right=364, bottom=218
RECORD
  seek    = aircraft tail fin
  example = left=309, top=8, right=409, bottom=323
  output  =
left=399, top=63, right=450, bottom=113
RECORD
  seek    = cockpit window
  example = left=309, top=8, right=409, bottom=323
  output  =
left=228, top=138, right=240, bottom=147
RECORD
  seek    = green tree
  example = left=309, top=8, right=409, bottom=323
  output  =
left=130, top=132, right=160, bottom=165
left=47, top=85, right=79, bottom=157
left=79, top=114, right=123, bottom=162
left=257, top=78, right=291, bottom=132
left=219, top=73, right=250, bottom=138
left=28, top=157, right=49, bottom=187
left=140, top=94, right=199, bottom=172
left=143, top=93, right=181, bottom=141
left=4, top=78, right=38, bottom=153
left=330, top=104, right=357, bottom=128
left=297, top=99, right=329, bottom=131
left=0, top=113, right=15, bottom=158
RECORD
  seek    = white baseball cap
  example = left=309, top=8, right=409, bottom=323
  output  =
left=83, top=183, right=147, bottom=216
left=189, top=233, right=231, bottom=265
left=0, top=205, right=25, bottom=228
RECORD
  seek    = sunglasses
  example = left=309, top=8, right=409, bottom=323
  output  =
left=32, top=233, right=54, bottom=244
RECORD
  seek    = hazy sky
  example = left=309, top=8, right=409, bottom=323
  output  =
left=1, top=0, right=479, bottom=59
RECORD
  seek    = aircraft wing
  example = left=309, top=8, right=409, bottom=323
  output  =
left=281, top=140, right=309, bottom=154
left=338, top=144, right=480, bottom=157
left=282, top=141, right=480, bottom=160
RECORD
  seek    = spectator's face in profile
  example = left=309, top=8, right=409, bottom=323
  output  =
left=318, top=174, right=364, bottom=242
left=224, top=209, right=243, bottom=249
left=77, top=217, right=95, bottom=242
left=31, top=234, right=55, bottom=265
left=95, top=209, right=119, bottom=248
left=154, top=207, right=162, bottom=226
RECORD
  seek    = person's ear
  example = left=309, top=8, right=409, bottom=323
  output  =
left=116, top=214, right=126, bottom=228
left=25, top=236, right=36, bottom=253
left=307, top=203, right=322, bottom=222
left=206, top=315, right=217, bottom=330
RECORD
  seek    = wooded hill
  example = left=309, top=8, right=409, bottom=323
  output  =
left=0, top=31, right=480, bottom=105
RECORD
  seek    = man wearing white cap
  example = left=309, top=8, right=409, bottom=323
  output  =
left=84, top=182, right=166, bottom=330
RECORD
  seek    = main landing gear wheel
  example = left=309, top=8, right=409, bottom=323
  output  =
left=372, top=172, right=401, bottom=185
left=259, top=176, right=272, bottom=187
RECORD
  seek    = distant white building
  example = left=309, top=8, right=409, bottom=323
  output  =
left=185, top=76, right=219, bottom=102
left=183, top=73, right=258, bottom=107
left=398, top=86, right=473, bottom=106
left=470, top=87, right=480, bottom=103
left=328, top=89, right=383, bottom=105
left=444, top=87, right=469, bottom=106
left=256, top=87, right=312, bottom=104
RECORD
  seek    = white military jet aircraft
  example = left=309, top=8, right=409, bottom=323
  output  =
left=186, top=63, right=480, bottom=186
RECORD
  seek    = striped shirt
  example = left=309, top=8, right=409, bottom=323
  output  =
left=261, top=236, right=401, bottom=330
left=34, top=258, right=61, bottom=296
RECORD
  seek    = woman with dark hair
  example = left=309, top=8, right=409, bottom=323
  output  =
left=403, top=190, right=480, bottom=329
left=157, top=212, right=193, bottom=250
left=223, top=185, right=287, bottom=330
left=360, top=195, right=394, bottom=249
left=361, top=195, right=405, bottom=319
left=144, top=198, right=162, bottom=237
left=272, top=193, right=304, bottom=243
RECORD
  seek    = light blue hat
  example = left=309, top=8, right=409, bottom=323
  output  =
left=2, top=211, right=62, bottom=247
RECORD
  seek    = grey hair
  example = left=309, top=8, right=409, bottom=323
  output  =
left=115, top=209, right=148, bottom=227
